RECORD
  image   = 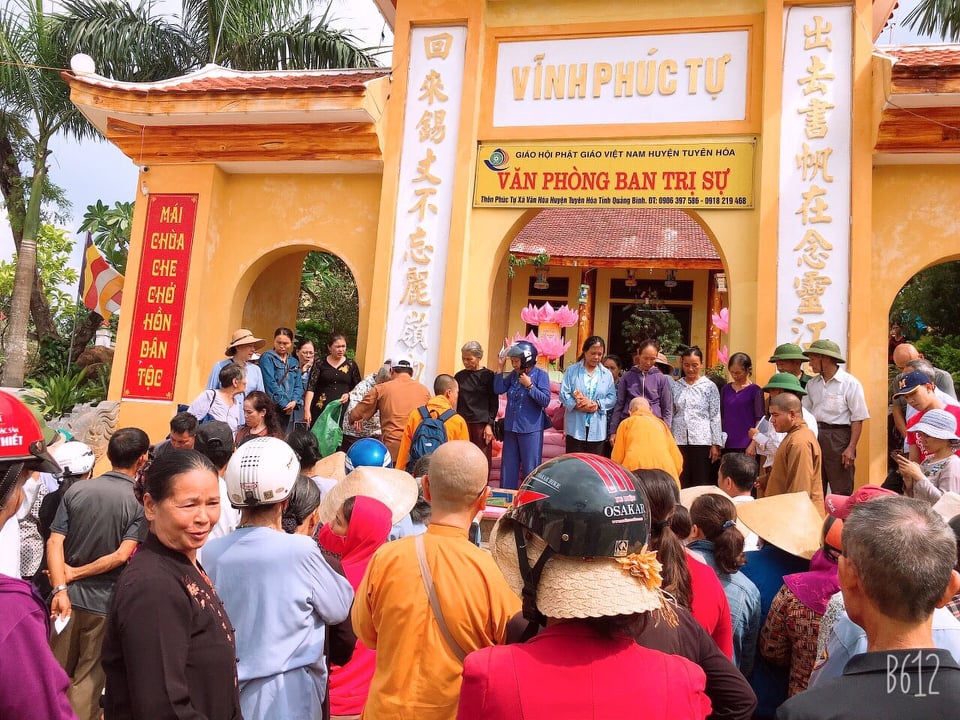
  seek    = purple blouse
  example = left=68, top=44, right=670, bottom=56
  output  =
left=721, top=382, right=764, bottom=449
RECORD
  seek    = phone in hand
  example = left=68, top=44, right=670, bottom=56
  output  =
left=294, top=421, right=309, bottom=431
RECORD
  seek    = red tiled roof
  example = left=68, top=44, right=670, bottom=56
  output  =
left=65, top=65, right=389, bottom=95
left=883, top=45, right=960, bottom=71
left=510, top=209, right=720, bottom=260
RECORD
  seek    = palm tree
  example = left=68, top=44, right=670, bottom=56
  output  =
left=0, top=0, right=108, bottom=386
left=903, top=0, right=960, bottom=41
left=1, top=0, right=379, bottom=386
left=57, top=0, right=379, bottom=76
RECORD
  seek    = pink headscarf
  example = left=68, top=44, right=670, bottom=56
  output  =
left=317, top=495, right=394, bottom=717
left=317, top=495, right=393, bottom=589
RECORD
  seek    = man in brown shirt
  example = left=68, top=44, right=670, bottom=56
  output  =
left=349, top=360, right=431, bottom=461
left=762, top=393, right=823, bottom=511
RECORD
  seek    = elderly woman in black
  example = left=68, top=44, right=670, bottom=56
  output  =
left=101, top=450, right=241, bottom=720
left=454, top=340, right=498, bottom=469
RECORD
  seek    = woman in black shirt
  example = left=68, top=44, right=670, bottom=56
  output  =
left=454, top=340, right=499, bottom=471
left=102, top=450, right=241, bottom=720
left=304, top=334, right=362, bottom=427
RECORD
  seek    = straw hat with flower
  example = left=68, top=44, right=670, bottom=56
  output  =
left=491, top=453, right=676, bottom=624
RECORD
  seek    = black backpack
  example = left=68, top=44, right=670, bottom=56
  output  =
left=407, top=406, right=455, bottom=472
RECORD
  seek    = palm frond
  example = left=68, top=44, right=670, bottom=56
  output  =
left=903, top=0, right=960, bottom=42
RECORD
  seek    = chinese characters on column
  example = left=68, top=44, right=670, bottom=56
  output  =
left=776, top=8, right=852, bottom=353
left=385, top=27, right=467, bottom=380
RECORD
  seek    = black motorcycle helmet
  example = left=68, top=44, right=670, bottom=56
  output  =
left=506, top=340, right=538, bottom=370
left=502, top=453, right=651, bottom=627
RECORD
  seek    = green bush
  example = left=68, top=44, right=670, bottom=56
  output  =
left=24, top=366, right=104, bottom=420
left=915, top=335, right=960, bottom=389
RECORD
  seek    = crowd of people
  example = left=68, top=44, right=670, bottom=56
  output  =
left=2, top=327, right=960, bottom=720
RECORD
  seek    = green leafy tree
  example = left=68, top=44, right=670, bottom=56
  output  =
left=621, top=298, right=685, bottom=354
left=57, top=0, right=380, bottom=76
left=79, top=198, right=133, bottom=274
left=1, top=0, right=379, bottom=387
left=890, top=261, right=960, bottom=338
left=0, top=223, right=77, bottom=370
left=297, top=251, right=358, bottom=352
left=904, top=0, right=960, bottom=41
left=0, top=0, right=102, bottom=386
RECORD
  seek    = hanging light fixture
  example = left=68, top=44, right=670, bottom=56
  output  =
left=533, top=266, right=550, bottom=290
left=625, top=269, right=637, bottom=287
left=664, top=270, right=677, bottom=288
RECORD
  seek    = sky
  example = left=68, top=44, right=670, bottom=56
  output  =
left=0, top=0, right=947, bottom=279
left=0, top=0, right=393, bottom=273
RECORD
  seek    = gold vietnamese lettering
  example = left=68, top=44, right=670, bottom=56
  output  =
left=149, top=232, right=186, bottom=250
left=704, top=54, right=731, bottom=98
left=139, top=339, right=168, bottom=359
left=158, top=204, right=183, bottom=224
left=142, top=310, right=172, bottom=332
left=145, top=284, right=176, bottom=304
left=509, top=53, right=734, bottom=101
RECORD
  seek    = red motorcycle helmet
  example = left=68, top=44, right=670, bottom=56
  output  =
left=0, top=392, right=61, bottom=508
left=0, top=392, right=60, bottom=473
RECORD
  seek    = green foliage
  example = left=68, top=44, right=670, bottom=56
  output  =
left=24, top=366, right=96, bottom=419
left=891, top=261, right=960, bottom=338
left=903, top=0, right=960, bottom=42
left=916, top=335, right=960, bottom=389
left=297, top=251, right=359, bottom=352
left=0, top=223, right=77, bottom=328
left=507, top=252, right=550, bottom=279
left=79, top=199, right=133, bottom=274
left=621, top=301, right=684, bottom=354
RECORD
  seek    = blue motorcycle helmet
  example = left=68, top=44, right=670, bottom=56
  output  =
left=345, top=438, right=393, bottom=473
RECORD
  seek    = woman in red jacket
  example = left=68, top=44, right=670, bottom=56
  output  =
left=457, top=454, right=712, bottom=720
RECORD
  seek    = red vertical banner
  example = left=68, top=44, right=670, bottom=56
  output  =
left=122, top=194, right=199, bottom=401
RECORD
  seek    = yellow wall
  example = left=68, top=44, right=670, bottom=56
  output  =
left=110, top=166, right=383, bottom=440
left=106, top=0, right=885, bottom=487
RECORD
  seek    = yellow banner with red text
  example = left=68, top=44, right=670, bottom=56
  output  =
left=474, top=141, right=755, bottom=209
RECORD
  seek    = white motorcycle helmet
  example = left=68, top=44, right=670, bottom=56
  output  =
left=225, top=436, right=300, bottom=508
left=52, top=441, right=96, bottom=478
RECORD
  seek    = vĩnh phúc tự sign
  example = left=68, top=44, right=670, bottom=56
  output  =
left=473, top=140, right=755, bottom=209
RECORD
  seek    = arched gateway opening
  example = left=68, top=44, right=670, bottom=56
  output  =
left=501, top=208, right=729, bottom=373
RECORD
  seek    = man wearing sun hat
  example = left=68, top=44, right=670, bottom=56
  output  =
left=749, top=373, right=819, bottom=476
left=205, top=328, right=265, bottom=394
left=802, top=339, right=869, bottom=497
left=768, top=343, right=812, bottom=388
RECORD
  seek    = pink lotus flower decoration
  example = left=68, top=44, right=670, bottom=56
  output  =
left=718, top=345, right=729, bottom=365
left=520, top=302, right=579, bottom=328
left=520, top=304, right=548, bottom=325
left=512, top=331, right=540, bottom=346
left=711, top=307, right=730, bottom=334
left=533, top=335, right=572, bottom=361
